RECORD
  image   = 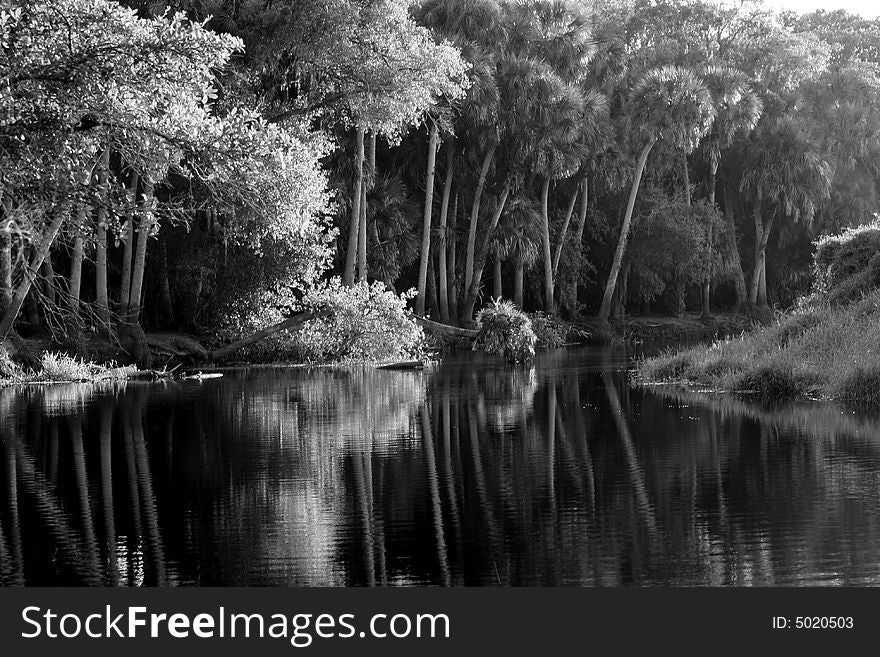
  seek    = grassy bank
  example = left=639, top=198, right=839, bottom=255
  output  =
left=0, top=347, right=136, bottom=385
left=637, top=222, right=880, bottom=406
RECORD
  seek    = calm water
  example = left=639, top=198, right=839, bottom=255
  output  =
left=2, top=346, right=880, bottom=586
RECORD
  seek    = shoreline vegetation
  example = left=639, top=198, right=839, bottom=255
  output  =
left=637, top=222, right=880, bottom=408
left=4, top=2, right=880, bottom=394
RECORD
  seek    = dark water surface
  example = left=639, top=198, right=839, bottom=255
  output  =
left=2, top=347, right=880, bottom=586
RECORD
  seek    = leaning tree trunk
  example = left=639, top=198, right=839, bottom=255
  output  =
left=416, top=123, right=440, bottom=316
left=41, top=253, right=56, bottom=309
left=552, top=185, right=579, bottom=278
left=463, top=143, right=497, bottom=297
left=211, top=310, right=329, bottom=362
left=567, top=175, right=589, bottom=312
left=540, top=176, right=555, bottom=314
left=0, top=211, right=67, bottom=341
left=119, top=172, right=139, bottom=312
left=460, top=183, right=511, bottom=321
left=343, top=127, right=365, bottom=286
left=599, top=138, right=656, bottom=322
left=493, top=258, right=502, bottom=300
left=94, top=147, right=111, bottom=328
left=127, top=179, right=155, bottom=324
left=437, top=141, right=454, bottom=322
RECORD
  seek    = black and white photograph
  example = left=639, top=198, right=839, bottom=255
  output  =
left=2, top=0, right=880, bottom=644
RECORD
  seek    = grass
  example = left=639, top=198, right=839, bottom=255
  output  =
left=636, top=289, right=880, bottom=405
left=0, top=349, right=137, bottom=385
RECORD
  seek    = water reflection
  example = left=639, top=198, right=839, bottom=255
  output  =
left=2, top=349, right=880, bottom=586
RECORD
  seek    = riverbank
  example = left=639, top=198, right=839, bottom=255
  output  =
left=636, top=289, right=880, bottom=406
left=636, top=222, right=880, bottom=407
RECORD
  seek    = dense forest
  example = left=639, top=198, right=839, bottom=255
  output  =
left=2, top=0, right=880, bottom=365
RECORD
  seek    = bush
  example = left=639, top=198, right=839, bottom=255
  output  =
left=528, top=312, right=569, bottom=348
left=0, top=344, right=23, bottom=381
left=294, top=279, right=426, bottom=363
left=810, top=221, right=880, bottom=306
left=474, top=300, right=536, bottom=362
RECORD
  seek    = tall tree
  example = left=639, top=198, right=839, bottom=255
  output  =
left=598, top=65, right=715, bottom=322
left=740, top=115, right=832, bottom=307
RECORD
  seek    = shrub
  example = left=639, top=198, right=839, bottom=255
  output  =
left=529, top=312, right=569, bottom=348
left=810, top=221, right=880, bottom=306
left=474, top=300, right=536, bottom=362
left=0, top=344, right=23, bottom=381
left=295, top=278, right=426, bottom=363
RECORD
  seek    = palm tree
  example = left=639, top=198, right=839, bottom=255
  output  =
left=740, top=115, right=832, bottom=307
left=700, top=64, right=763, bottom=315
left=509, top=0, right=596, bottom=316
left=492, top=194, right=542, bottom=307
left=598, top=65, right=715, bottom=323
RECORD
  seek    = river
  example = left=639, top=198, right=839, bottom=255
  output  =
left=2, top=346, right=880, bottom=586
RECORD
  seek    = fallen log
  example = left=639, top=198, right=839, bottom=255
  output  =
left=377, top=360, right=424, bottom=370
left=416, top=317, right=478, bottom=340
left=210, top=309, right=330, bottom=362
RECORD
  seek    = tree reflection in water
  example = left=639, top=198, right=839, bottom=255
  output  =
left=3, top=349, right=880, bottom=586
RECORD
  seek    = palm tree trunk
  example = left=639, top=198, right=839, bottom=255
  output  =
left=701, top=158, right=715, bottom=319
left=448, top=193, right=459, bottom=317
left=758, top=260, right=768, bottom=307
left=0, top=211, right=67, bottom=340
left=119, top=172, right=139, bottom=312
left=540, top=176, right=555, bottom=314
left=721, top=174, right=748, bottom=310
left=568, top=175, right=589, bottom=311
left=343, top=127, right=365, bottom=286
left=493, top=258, right=502, bottom=300
left=357, top=132, right=374, bottom=282
left=514, top=257, right=524, bottom=307
left=612, top=260, right=630, bottom=318
left=552, top=185, right=579, bottom=278
left=437, top=141, right=454, bottom=321
left=68, top=232, right=84, bottom=317
left=127, top=179, right=155, bottom=324
left=708, top=159, right=718, bottom=207
left=94, top=147, right=111, bottom=328
left=416, top=123, right=440, bottom=316
left=682, top=150, right=691, bottom=206
left=599, top=138, right=656, bottom=322
left=463, top=143, right=497, bottom=295
left=749, top=196, right=775, bottom=308
left=41, top=253, right=56, bottom=308
left=460, top=182, right=511, bottom=321
left=158, top=236, right=174, bottom=325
